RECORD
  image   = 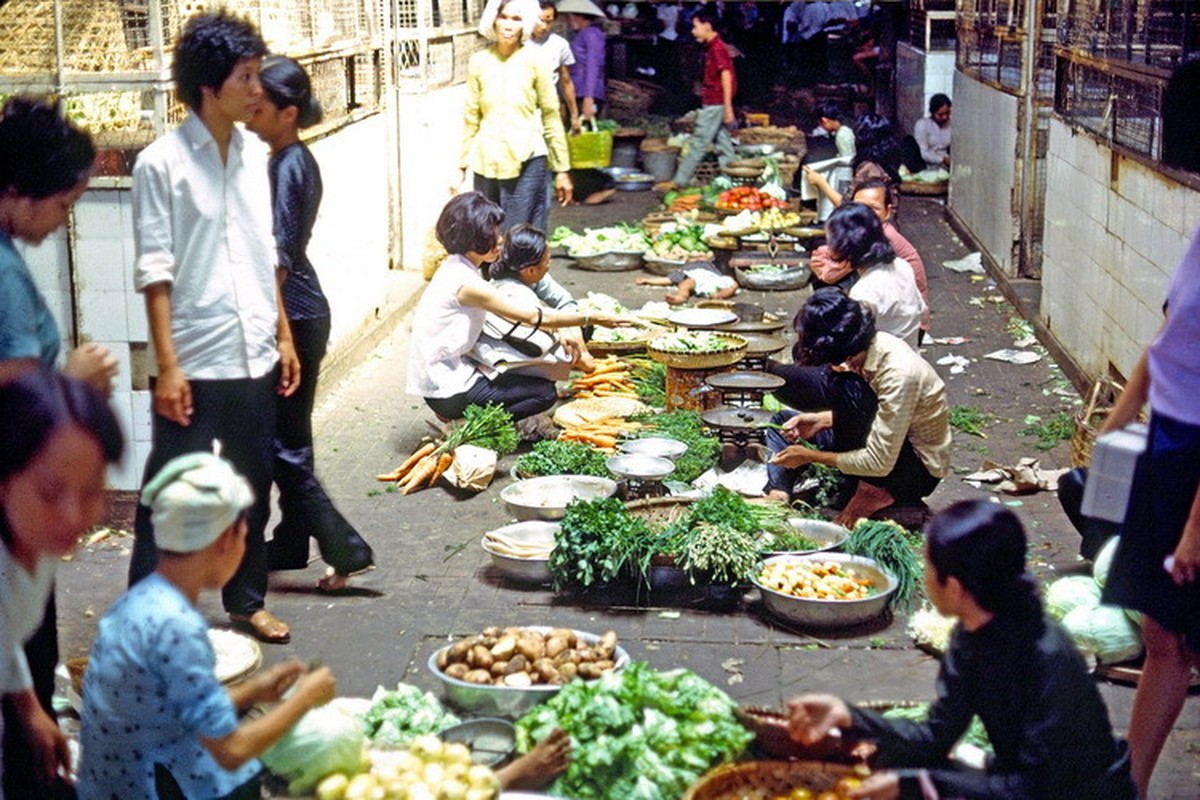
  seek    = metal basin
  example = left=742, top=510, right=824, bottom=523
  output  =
left=617, top=437, right=688, bottom=460
left=606, top=453, right=675, bottom=481
left=480, top=521, right=558, bottom=583
left=500, top=475, right=618, bottom=521
left=753, top=553, right=897, bottom=628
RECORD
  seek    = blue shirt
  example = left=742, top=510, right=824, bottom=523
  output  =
left=0, top=229, right=60, bottom=365
left=77, top=574, right=259, bottom=800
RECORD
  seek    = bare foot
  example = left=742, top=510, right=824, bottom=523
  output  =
left=758, top=490, right=791, bottom=504
left=835, top=482, right=895, bottom=528
left=666, top=292, right=688, bottom=305
left=499, top=728, right=572, bottom=790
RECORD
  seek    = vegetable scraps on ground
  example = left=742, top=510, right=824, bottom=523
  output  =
left=376, top=403, right=518, bottom=494
left=514, top=662, right=753, bottom=800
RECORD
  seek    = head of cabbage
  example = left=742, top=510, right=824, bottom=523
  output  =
left=1061, top=603, right=1143, bottom=666
left=261, top=699, right=367, bottom=794
left=1044, top=575, right=1101, bottom=621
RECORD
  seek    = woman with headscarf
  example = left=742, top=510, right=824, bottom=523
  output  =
left=457, top=0, right=572, bottom=229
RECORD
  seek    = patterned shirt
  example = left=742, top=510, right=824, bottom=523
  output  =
left=77, top=573, right=258, bottom=800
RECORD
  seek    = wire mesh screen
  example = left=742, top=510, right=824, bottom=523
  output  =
left=1056, top=0, right=1198, bottom=69
left=1054, top=55, right=1167, bottom=159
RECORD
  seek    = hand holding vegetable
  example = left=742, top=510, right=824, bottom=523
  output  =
left=782, top=411, right=832, bottom=442
left=249, top=659, right=307, bottom=704
left=294, top=665, right=337, bottom=709
left=770, top=444, right=820, bottom=469
left=786, top=693, right=852, bottom=746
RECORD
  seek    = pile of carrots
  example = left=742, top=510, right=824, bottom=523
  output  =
left=375, top=442, right=454, bottom=495
left=570, top=357, right=639, bottom=400
left=665, top=192, right=704, bottom=214
left=558, top=416, right=643, bottom=451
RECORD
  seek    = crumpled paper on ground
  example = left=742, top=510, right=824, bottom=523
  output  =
left=448, top=444, right=497, bottom=491
left=943, top=252, right=984, bottom=273
left=962, top=457, right=1069, bottom=494
left=984, top=348, right=1042, bottom=365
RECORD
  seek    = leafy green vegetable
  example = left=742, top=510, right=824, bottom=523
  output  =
left=261, top=701, right=366, bottom=794
left=948, top=405, right=992, bottom=438
left=515, top=662, right=752, bottom=800
left=628, top=357, right=667, bottom=407
left=678, top=521, right=759, bottom=585
left=362, top=684, right=460, bottom=747
left=445, top=403, right=519, bottom=454
left=515, top=439, right=612, bottom=478
left=760, top=529, right=822, bottom=552
left=633, top=410, right=719, bottom=483
left=844, top=519, right=924, bottom=609
left=551, top=497, right=657, bottom=591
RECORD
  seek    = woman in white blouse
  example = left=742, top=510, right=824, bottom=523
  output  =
left=913, top=93, right=952, bottom=169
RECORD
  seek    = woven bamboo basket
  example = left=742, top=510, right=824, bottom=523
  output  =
left=684, top=760, right=859, bottom=800
left=1070, top=378, right=1121, bottom=468
left=607, top=79, right=660, bottom=121
left=647, top=333, right=747, bottom=369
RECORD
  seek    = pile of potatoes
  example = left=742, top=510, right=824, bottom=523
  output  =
left=435, top=626, right=619, bottom=688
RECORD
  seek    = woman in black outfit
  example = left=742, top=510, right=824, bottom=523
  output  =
left=247, top=56, right=374, bottom=593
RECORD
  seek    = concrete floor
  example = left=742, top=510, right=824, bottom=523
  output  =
left=60, top=192, right=1199, bottom=796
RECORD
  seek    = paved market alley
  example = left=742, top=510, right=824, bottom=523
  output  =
left=60, top=193, right=1199, bottom=797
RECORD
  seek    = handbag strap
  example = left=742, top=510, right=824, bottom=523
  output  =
left=501, top=307, right=543, bottom=342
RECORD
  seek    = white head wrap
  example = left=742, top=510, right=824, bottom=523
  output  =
left=478, top=0, right=541, bottom=41
left=141, top=452, right=254, bottom=554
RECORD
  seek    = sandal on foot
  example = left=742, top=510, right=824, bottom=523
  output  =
left=230, top=610, right=291, bottom=644
left=317, top=565, right=375, bottom=595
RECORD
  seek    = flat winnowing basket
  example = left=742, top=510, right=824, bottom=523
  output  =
left=1070, top=377, right=1122, bottom=468
left=683, top=760, right=858, bottom=800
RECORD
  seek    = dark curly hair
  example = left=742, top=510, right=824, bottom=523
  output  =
left=0, top=97, right=95, bottom=199
left=435, top=192, right=505, bottom=257
left=824, top=202, right=895, bottom=269
left=490, top=223, right=547, bottom=280
left=852, top=112, right=903, bottom=184
left=927, top=500, right=1042, bottom=621
left=794, top=288, right=876, bottom=366
left=260, top=55, right=323, bottom=129
left=173, top=10, right=268, bottom=112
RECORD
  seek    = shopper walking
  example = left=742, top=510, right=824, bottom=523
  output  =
left=128, top=10, right=299, bottom=644
left=246, top=55, right=375, bottom=593
left=655, top=5, right=737, bottom=191
left=458, top=0, right=572, bottom=229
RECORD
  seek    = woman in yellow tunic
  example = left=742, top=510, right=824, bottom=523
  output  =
left=457, top=0, right=572, bottom=229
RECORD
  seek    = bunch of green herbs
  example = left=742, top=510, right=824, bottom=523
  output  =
left=633, top=410, right=720, bottom=483
left=445, top=403, right=520, bottom=454
left=550, top=497, right=656, bottom=592
left=515, top=439, right=611, bottom=478
left=627, top=357, right=667, bottom=407
left=844, top=519, right=924, bottom=609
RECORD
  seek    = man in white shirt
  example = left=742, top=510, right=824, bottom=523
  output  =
left=530, top=0, right=581, bottom=134
left=129, top=10, right=299, bottom=644
left=816, top=99, right=856, bottom=159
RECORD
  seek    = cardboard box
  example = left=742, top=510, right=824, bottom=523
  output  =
left=1081, top=423, right=1148, bottom=523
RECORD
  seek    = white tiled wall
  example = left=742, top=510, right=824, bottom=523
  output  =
left=895, top=44, right=955, bottom=137
left=948, top=72, right=1019, bottom=275
left=1041, top=117, right=1199, bottom=379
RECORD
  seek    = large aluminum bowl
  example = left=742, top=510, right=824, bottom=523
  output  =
left=617, top=437, right=688, bottom=460
left=753, top=553, right=897, bottom=628
left=428, top=627, right=631, bottom=716
left=761, top=518, right=849, bottom=557
left=500, top=475, right=618, bottom=521
left=480, top=521, right=558, bottom=584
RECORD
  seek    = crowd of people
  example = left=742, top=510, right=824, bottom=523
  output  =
left=0, top=0, right=1197, bottom=797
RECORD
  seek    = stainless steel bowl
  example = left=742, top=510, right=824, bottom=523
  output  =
left=753, top=553, right=897, bottom=628
left=617, top=437, right=688, bottom=460
left=500, top=475, right=618, bottom=521
left=437, top=718, right=516, bottom=766
left=428, top=627, right=631, bottom=716
left=568, top=250, right=646, bottom=272
left=605, top=453, right=675, bottom=481
left=604, top=166, right=655, bottom=191
left=480, top=521, right=558, bottom=583
left=761, top=518, right=849, bottom=556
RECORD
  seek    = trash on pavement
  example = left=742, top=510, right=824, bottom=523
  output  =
left=984, top=348, right=1042, bottom=365
left=943, top=252, right=984, bottom=273
left=936, top=354, right=970, bottom=374
left=962, top=457, right=1070, bottom=494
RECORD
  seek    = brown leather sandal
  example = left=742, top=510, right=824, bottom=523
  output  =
left=229, top=610, right=291, bottom=644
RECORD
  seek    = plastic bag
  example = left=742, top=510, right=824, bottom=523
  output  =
left=448, top=444, right=497, bottom=491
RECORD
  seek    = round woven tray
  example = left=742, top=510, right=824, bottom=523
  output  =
left=647, top=334, right=748, bottom=369
left=588, top=339, right=647, bottom=356
left=625, top=496, right=692, bottom=528
left=683, top=760, right=858, bottom=800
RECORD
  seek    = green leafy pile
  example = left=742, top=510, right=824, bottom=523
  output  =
left=948, top=405, right=992, bottom=438
left=515, top=662, right=752, bottom=800
left=659, top=488, right=790, bottom=585
left=446, top=403, right=519, bottom=454
left=628, top=357, right=667, bottom=407
left=1020, top=412, right=1074, bottom=450
left=362, top=683, right=460, bottom=747
left=844, top=519, right=924, bottom=609
left=550, top=497, right=656, bottom=592
left=515, top=439, right=611, bottom=478
left=633, top=410, right=720, bottom=483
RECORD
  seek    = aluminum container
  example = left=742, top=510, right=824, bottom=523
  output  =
left=761, top=518, right=849, bottom=557
left=428, top=627, right=630, bottom=716
left=480, top=521, right=558, bottom=583
left=753, top=553, right=897, bottom=628
left=617, top=437, right=688, bottom=460
left=500, top=475, right=618, bottom=521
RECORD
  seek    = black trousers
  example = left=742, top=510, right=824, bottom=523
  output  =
left=425, top=373, right=557, bottom=421
left=268, top=317, right=373, bottom=574
left=129, top=371, right=277, bottom=615
left=764, top=361, right=939, bottom=503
